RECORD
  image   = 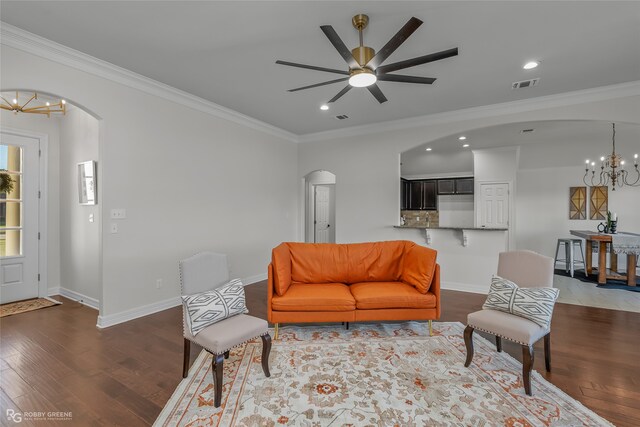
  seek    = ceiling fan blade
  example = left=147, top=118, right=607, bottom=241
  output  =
left=276, top=60, right=349, bottom=75
left=328, top=85, right=353, bottom=103
left=376, top=47, right=459, bottom=74
left=366, top=17, right=423, bottom=70
left=320, top=25, right=360, bottom=70
left=288, top=77, right=350, bottom=92
left=367, top=84, right=388, bottom=104
left=377, top=74, right=436, bottom=84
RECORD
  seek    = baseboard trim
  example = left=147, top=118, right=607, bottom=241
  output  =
left=49, top=286, right=100, bottom=310
left=243, top=273, right=267, bottom=285
left=97, top=296, right=181, bottom=329
left=95, top=272, right=269, bottom=329
left=441, top=281, right=489, bottom=295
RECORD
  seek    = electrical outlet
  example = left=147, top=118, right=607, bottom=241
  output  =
left=110, top=223, right=118, bottom=233
left=110, top=209, right=127, bottom=219
left=156, top=279, right=163, bottom=289
left=89, top=214, right=94, bottom=223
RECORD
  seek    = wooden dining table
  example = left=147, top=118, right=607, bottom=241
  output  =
left=570, top=230, right=638, bottom=286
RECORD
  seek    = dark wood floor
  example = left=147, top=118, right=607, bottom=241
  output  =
left=1, top=284, right=639, bottom=426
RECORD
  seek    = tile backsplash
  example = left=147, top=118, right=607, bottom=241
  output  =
left=401, top=210, right=439, bottom=227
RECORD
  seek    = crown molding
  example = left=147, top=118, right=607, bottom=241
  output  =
left=298, top=80, right=640, bottom=143
left=0, top=22, right=299, bottom=143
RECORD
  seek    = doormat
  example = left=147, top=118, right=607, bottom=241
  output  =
left=555, top=268, right=639, bottom=290
left=0, top=297, right=62, bottom=317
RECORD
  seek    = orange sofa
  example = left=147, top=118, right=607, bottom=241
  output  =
left=267, top=240, right=440, bottom=337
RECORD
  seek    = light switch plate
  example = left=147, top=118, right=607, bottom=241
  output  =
left=110, top=223, right=118, bottom=234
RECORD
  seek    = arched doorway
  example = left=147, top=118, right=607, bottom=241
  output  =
left=304, top=170, right=336, bottom=243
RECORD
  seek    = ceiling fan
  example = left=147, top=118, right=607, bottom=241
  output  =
left=276, top=14, right=458, bottom=104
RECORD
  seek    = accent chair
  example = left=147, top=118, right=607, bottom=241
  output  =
left=179, top=252, right=271, bottom=407
left=463, top=250, right=555, bottom=396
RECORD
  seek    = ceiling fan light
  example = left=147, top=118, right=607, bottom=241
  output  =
left=349, top=69, right=377, bottom=87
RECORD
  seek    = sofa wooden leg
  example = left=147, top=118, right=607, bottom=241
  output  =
left=522, top=345, right=534, bottom=396
left=428, top=320, right=433, bottom=337
left=495, top=336, right=503, bottom=352
left=182, top=338, right=191, bottom=378
left=274, top=323, right=279, bottom=340
left=345, top=322, right=349, bottom=330
left=261, top=334, right=272, bottom=378
left=463, top=326, right=474, bottom=367
left=213, top=353, right=225, bottom=407
left=544, top=332, right=551, bottom=372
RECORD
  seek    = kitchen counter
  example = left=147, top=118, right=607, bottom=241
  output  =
left=394, top=226, right=508, bottom=231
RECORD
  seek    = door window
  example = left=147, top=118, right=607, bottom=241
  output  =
left=0, top=144, right=22, bottom=257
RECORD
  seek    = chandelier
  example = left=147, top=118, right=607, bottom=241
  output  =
left=1, top=91, right=66, bottom=117
left=583, top=123, right=639, bottom=191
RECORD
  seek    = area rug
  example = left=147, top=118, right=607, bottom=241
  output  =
left=155, top=322, right=612, bottom=426
left=0, top=297, right=61, bottom=318
left=555, top=268, right=640, bottom=290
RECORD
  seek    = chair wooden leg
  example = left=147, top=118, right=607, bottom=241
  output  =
left=463, top=326, right=475, bottom=367
left=544, top=332, right=551, bottom=372
left=495, top=336, right=502, bottom=352
left=182, top=338, right=191, bottom=378
left=212, top=353, right=225, bottom=408
left=261, top=334, right=272, bottom=377
left=224, top=350, right=230, bottom=360
left=522, top=345, right=534, bottom=396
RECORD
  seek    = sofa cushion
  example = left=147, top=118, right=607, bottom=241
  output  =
left=287, top=241, right=405, bottom=285
left=271, top=283, right=355, bottom=312
left=272, top=243, right=292, bottom=296
left=401, top=242, right=437, bottom=294
left=350, top=282, right=436, bottom=310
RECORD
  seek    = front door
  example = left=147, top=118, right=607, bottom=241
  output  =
left=314, top=185, right=331, bottom=243
left=479, top=183, right=509, bottom=228
left=1, top=132, right=40, bottom=303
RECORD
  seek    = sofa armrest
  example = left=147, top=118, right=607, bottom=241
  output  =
left=267, top=263, right=274, bottom=322
left=432, top=263, right=441, bottom=319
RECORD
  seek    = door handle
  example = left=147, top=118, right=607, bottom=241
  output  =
left=327, top=224, right=330, bottom=227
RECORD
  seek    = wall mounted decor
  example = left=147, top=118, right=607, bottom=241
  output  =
left=589, top=186, right=608, bottom=220
left=78, top=160, right=97, bottom=205
left=569, top=186, right=586, bottom=219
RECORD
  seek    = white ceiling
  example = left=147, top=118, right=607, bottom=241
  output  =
left=401, top=120, right=640, bottom=176
left=2, top=1, right=639, bottom=135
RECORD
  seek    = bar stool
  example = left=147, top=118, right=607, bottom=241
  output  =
left=554, top=238, right=585, bottom=278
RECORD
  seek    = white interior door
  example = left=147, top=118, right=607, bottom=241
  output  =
left=479, top=183, right=509, bottom=228
left=1, top=133, right=40, bottom=303
left=314, top=185, right=331, bottom=243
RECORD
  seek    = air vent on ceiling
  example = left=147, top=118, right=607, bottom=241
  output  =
left=335, top=115, right=349, bottom=120
left=520, top=128, right=535, bottom=134
left=512, top=78, right=539, bottom=89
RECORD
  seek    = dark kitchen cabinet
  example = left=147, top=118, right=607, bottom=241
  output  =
left=400, top=179, right=410, bottom=210
left=404, top=179, right=438, bottom=210
left=437, top=178, right=474, bottom=195
left=455, top=178, right=474, bottom=194
left=437, top=179, right=455, bottom=195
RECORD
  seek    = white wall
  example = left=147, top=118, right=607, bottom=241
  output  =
left=59, top=108, right=101, bottom=301
left=298, top=94, right=640, bottom=293
left=516, top=139, right=640, bottom=269
left=2, top=44, right=299, bottom=324
left=0, top=111, right=61, bottom=292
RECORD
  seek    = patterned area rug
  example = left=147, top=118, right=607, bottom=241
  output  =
left=155, top=322, right=612, bottom=426
left=0, top=297, right=61, bottom=317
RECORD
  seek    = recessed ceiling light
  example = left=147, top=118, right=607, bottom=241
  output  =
left=523, top=61, right=539, bottom=70
left=426, top=148, right=432, bottom=151
left=458, top=136, right=466, bottom=140
left=463, top=144, right=470, bottom=148
left=320, top=104, right=329, bottom=111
